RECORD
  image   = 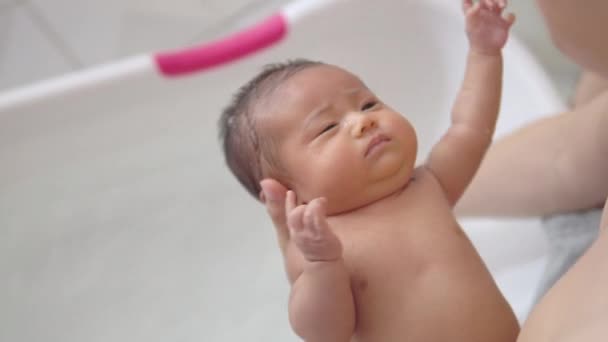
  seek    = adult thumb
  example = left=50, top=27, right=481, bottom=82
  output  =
left=260, top=179, right=290, bottom=254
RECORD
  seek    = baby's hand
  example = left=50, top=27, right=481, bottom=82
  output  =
left=463, top=0, right=515, bottom=55
left=286, top=191, right=343, bottom=262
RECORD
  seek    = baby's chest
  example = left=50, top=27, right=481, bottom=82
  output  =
left=337, top=210, right=461, bottom=285
left=333, top=173, right=466, bottom=289
left=338, top=218, right=480, bottom=334
left=340, top=224, right=431, bottom=282
left=336, top=221, right=473, bottom=338
left=336, top=187, right=459, bottom=268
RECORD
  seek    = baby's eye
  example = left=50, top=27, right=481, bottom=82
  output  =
left=361, top=101, right=378, bottom=111
left=318, top=123, right=338, bottom=136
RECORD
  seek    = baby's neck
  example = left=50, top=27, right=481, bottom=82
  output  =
left=331, top=176, right=414, bottom=218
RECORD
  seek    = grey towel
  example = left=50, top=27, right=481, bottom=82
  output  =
left=534, top=208, right=602, bottom=304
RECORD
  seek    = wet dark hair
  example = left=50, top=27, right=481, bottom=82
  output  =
left=219, top=59, right=323, bottom=200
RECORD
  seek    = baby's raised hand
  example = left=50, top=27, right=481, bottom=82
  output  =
left=463, top=0, right=515, bottom=55
left=286, top=191, right=343, bottom=262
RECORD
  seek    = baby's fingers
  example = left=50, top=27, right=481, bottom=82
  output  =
left=312, top=198, right=329, bottom=234
left=480, top=0, right=504, bottom=13
left=462, top=0, right=473, bottom=13
left=287, top=193, right=306, bottom=234
left=303, top=198, right=328, bottom=235
left=503, top=12, right=516, bottom=26
left=285, top=190, right=297, bottom=214
left=491, top=0, right=510, bottom=14
left=465, top=1, right=481, bottom=17
left=481, top=0, right=492, bottom=11
left=294, top=198, right=343, bottom=262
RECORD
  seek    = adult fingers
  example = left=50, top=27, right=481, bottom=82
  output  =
left=260, top=179, right=290, bottom=253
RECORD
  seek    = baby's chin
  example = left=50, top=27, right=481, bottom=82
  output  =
left=300, top=152, right=416, bottom=215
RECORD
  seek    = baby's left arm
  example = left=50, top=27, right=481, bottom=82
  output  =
left=426, top=0, right=515, bottom=206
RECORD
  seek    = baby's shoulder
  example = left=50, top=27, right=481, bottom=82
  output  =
left=397, top=166, right=452, bottom=203
left=410, top=166, right=444, bottom=189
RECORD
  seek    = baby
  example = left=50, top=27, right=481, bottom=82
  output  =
left=220, top=0, right=517, bottom=341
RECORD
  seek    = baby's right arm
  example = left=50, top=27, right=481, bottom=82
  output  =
left=285, top=192, right=355, bottom=342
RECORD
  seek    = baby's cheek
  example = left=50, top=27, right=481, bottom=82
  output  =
left=394, top=120, right=417, bottom=151
left=324, top=142, right=358, bottom=169
left=288, top=157, right=336, bottom=201
left=313, top=152, right=353, bottom=183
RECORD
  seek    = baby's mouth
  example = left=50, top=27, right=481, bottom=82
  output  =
left=365, top=134, right=391, bottom=157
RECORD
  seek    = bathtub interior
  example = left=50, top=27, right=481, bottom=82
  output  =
left=0, top=0, right=563, bottom=341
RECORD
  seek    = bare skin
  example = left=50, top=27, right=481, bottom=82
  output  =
left=256, top=1, right=518, bottom=340
left=572, top=71, right=608, bottom=107
left=517, top=199, right=608, bottom=342
left=514, top=0, right=608, bottom=341
left=259, top=0, right=608, bottom=340
left=284, top=169, right=518, bottom=342
left=455, top=0, right=608, bottom=217
left=455, top=0, right=608, bottom=341
left=536, top=0, right=608, bottom=80
left=454, top=88, right=608, bottom=217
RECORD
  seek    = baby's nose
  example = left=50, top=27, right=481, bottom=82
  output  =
left=350, top=113, right=377, bottom=138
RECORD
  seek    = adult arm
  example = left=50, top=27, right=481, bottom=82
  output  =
left=456, top=92, right=608, bottom=216
left=517, top=197, right=608, bottom=342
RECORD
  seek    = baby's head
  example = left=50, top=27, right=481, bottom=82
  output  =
left=220, top=60, right=418, bottom=214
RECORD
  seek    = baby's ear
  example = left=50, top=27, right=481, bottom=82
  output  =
left=259, top=189, right=266, bottom=203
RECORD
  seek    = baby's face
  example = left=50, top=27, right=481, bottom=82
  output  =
left=259, top=65, right=417, bottom=214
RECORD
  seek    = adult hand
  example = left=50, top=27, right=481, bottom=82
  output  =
left=260, top=179, right=290, bottom=256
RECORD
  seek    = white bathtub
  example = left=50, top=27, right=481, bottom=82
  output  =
left=0, top=0, right=564, bottom=341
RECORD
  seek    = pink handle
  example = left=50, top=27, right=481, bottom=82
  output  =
left=155, top=13, right=288, bottom=77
